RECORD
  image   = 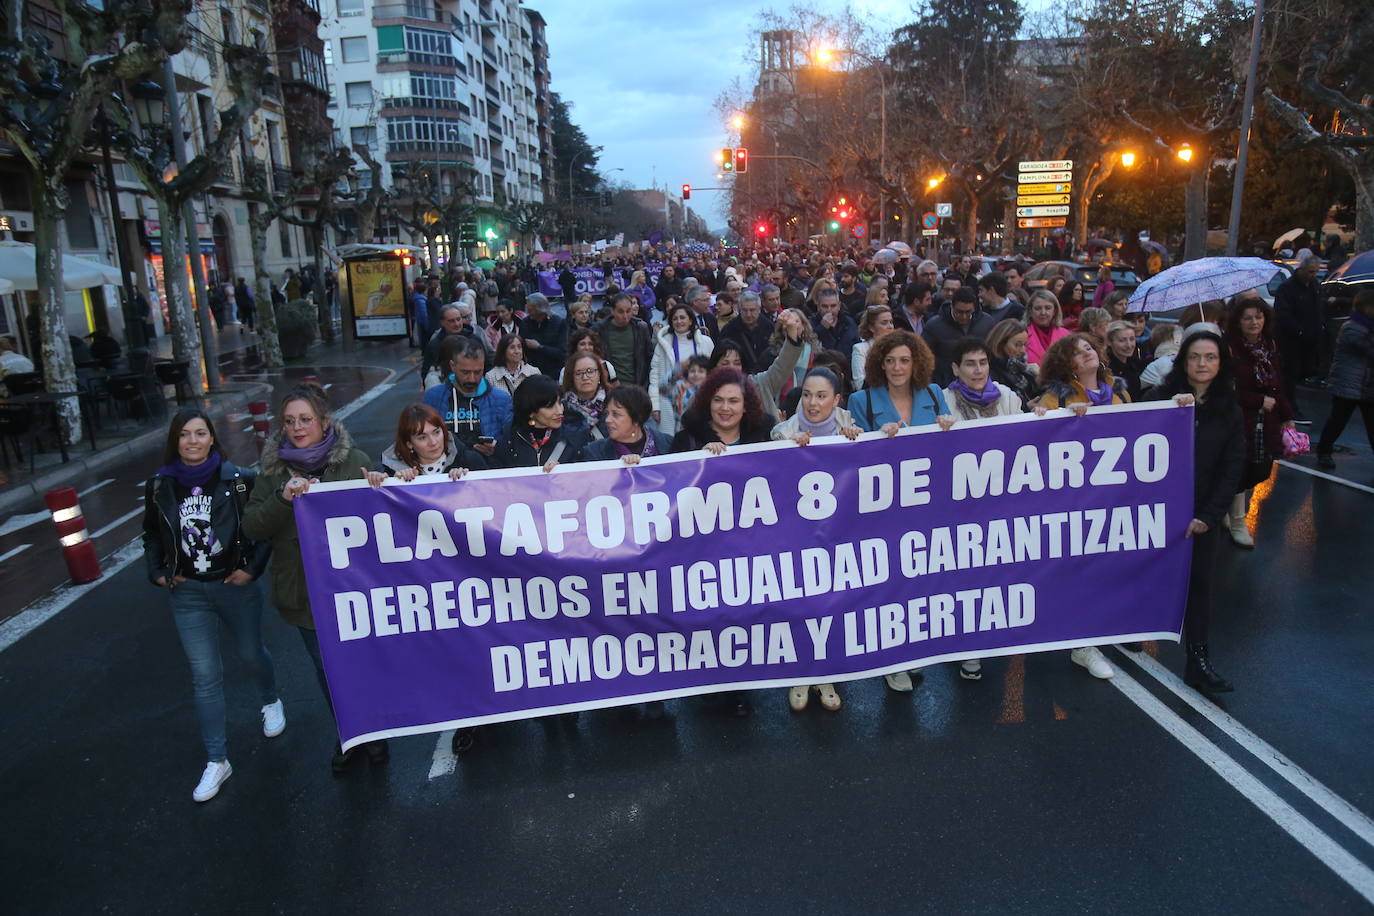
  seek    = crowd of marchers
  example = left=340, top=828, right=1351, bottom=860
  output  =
left=140, top=242, right=1374, bottom=804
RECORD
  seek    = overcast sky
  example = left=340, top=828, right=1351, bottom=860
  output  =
left=540, top=1, right=915, bottom=231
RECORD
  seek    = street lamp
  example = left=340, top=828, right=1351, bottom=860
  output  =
left=1120, top=151, right=1137, bottom=168
left=815, top=46, right=888, bottom=238
left=1176, top=144, right=1194, bottom=163
left=927, top=176, right=943, bottom=190
left=730, top=115, right=745, bottom=130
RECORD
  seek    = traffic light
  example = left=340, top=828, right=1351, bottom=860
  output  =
left=601, top=191, right=613, bottom=207
left=720, top=147, right=735, bottom=172
left=828, top=220, right=840, bottom=232
left=681, top=183, right=691, bottom=200
left=392, top=248, right=414, bottom=267
left=734, top=148, right=748, bottom=174
left=755, top=222, right=768, bottom=235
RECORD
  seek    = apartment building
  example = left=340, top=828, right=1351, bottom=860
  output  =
left=320, top=0, right=550, bottom=258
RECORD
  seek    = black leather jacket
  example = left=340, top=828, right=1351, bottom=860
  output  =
left=142, top=461, right=271, bottom=584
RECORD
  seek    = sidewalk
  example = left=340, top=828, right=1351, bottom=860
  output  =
left=0, top=324, right=419, bottom=516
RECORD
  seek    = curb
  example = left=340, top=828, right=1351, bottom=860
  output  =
left=0, top=381, right=273, bottom=517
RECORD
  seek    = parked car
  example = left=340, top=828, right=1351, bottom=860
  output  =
left=1024, top=260, right=1141, bottom=296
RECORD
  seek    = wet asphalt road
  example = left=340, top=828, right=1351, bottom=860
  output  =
left=0, top=376, right=1372, bottom=914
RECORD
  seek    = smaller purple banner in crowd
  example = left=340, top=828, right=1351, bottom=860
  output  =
left=295, top=404, right=1195, bottom=750
left=536, top=263, right=666, bottom=300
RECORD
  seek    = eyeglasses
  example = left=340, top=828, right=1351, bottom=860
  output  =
left=573, top=368, right=599, bottom=378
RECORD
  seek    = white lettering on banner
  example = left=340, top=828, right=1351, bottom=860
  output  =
left=335, top=575, right=594, bottom=641
left=491, top=622, right=801, bottom=691
left=668, top=539, right=888, bottom=612
left=843, top=584, right=1035, bottom=654
left=949, top=436, right=1169, bottom=500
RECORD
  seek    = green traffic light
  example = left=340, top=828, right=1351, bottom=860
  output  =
left=828, top=221, right=840, bottom=231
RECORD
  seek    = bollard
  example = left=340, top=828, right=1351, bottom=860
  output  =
left=45, top=487, right=102, bottom=584
left=248, top=400, right=270, bottom=451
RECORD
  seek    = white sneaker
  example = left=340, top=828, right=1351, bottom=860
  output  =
left=884, top=671, right=914, bottom=692
left=261, top=699, right=286, bottom=738
left=959, top=659, right=983, bottom=680
left=1071, top=646, right=1115, bottom=679
left=192, top=760, right=232, bottom=802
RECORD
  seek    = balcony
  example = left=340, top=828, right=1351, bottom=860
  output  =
left=372, top=2, right=441, bottom=21
left=485, top=82, right=499, bottom=105
left=483, top=46, right=498, bottom=67
left=271, top=166, right=293, bottom=192
left=377, top=50, right=459, bottom=70
left=380, top=96, right=472, bottom=117
left=486, top=121, right=503, bottom=143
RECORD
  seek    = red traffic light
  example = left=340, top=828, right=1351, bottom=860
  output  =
left=838, top=209, right=849, bottom=220
left=681, top=183, right=691, bottom=200
left=755, top=222, right=768, bottom=235
left=734, top=148, right=748, bottom=174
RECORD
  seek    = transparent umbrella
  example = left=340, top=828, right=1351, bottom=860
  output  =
left=0, top=240, right=121, bottom=290
left=1126, top=257, right=1282, bottom=313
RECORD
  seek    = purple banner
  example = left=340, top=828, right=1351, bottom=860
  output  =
left=295, top=404, right=1194, bottom=749
left=536, top=263, right=666, bottom=299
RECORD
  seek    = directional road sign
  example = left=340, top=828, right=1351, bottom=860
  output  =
left=1018, top=171, right=1072, bottom=183
left=921, top=212, right=938, bottom=230
left=1019, top=159, right=1073, bottom=171
left=1016, top=204, right=1070, bottom=218
left=1016, top=194, right=1071, bottom=206
left=1018, top=217, right=1067, bottom=228
left=935, top=202, right=953, bottom=218
left=851, top=224, right=867, bottom=239
left=1018, top=182, right=1071, bottom=195
left=921, top=229, right=939, bottom=236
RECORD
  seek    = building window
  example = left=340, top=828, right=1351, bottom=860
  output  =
left=350, top=126, right=378, bottom=148
left=341, top=36, right=369, bottom=62
left=279, top=219, right=292, bottom=258
left=345, top=81, right=373, bottom=107
left=385, top=115, right=468, bottom=150
left=338, top=0, right=364, bottom=16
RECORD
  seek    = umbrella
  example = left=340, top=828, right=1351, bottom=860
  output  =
left=0, top=240, right=122, bottom=291
left=1087, top=238, right=1118, bottom=249
left=872, top=247, right=900, bottom=264
left=1272, top=227, right=1305, bottom=250
left=883, top=241, right=913, bottom=256
left=1126, top=256, right=1282, bottom=313
left=1322, top=249, right=1374, bottom=289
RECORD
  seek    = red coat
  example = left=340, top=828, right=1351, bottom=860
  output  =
left=1228, top=334, right=1293, bottom=485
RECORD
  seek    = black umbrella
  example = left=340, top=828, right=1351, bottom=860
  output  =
left=1322, top=249, right=1374, bottom=289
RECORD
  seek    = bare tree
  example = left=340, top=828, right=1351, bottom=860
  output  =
left=0, top=0, right=191, bottom=438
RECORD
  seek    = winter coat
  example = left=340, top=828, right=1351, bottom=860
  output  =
left=1145, top=385, right=1244, bottom=530
left=1025, top=324, right=1069, bottom=367
left=595, top=316, right=655, bottom=388
left=848, top=384, right=951, bottom=432
left=811, top=312, right=860, bottom=356
left=143, top=461, right=270, bottom=585
left=520, top=313, right=568, bottom=376
left=1227, top=334, right=1295, bottom=480
left=718, top=315, right=775, bottom=371
left=1325, top=314, right=1374, bottom=401
left=491, top=419, right=590, bottom=469
left=749, top=338, right=806, bottom=421
left=1038, top=375, right=1131, bottom=409
left=576, top=428, right=673, bottom=462
left=241, top=424, right=371, bottom=629
left=946, top=384, right=1023, bottom=420
left=990, top=355, right=1037, bottom=410
left=484, top=363, right=541, bottom=398
left=923, top=312, right=997, bottom=384
left=422, top=379, right=514, bottom=444
left=1274, top=275, right=1324, bottom=342
left=649, top=329, right=714, bottom=436
left=669, top=415, right=776, bottom=452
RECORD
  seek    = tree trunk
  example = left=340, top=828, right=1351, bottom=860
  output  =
left=1183, top=161, right=1208, bottom=262
left=1003, top=196, right=1018, bottom=256
left=248, top=205, right=283, bottom=368
left=158, top=204, right=206, bottom=392
left=312, top=221, right=333, bottom=343
left=32, top=185, right=81, bottom=443
left=961, top=186, right=978, bottom=253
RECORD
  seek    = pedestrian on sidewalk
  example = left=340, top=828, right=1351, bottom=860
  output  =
left=1225, top=299, right=1294, bottom=547
left=1316, top=288, right=1374, bottom=469
left=241, top=382, right=388, bottom=774
left=142, top=408, right=282, bottom=803
left=234, top=278, right=256, bottom=332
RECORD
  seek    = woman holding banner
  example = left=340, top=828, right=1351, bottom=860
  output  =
left=143, top=408, right=281, bottom=802
left=1147, top=328, right=1245, bottom=693
left=362, top=403, right=471, bottom=485
left=771, top=367, right=863, bottom=712
left=560, top=352, right=613, bottom=439
left=493, top=375, right=592, bottom=471
left=848, top=330, right=956, bottom=693
left=241, top=383, right=389, bottom=774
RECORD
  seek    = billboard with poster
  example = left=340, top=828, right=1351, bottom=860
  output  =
left=346, top=258, right=408, bottom=339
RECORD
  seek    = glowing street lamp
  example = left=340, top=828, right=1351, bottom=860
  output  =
left=1120, top=150, right=1137, bottom=168
left=927, top=176, right=944, bottom=190
left=730, top=115, right=745, bottom=130
left=1176, top=144, right=1194, bottom=163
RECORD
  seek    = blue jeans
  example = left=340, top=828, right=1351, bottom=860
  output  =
left=170, top=579, right=278, bottom=761
left=295, top=626, right=334, bottom=713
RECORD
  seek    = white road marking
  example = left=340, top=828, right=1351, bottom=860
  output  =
left=0, top=544, right=32, bottom=562
left=1117, top=646, right=1374, bottom=851
left=1109, top=666, right=1374, bottom=904
left=0, top=510, right=52, bottom=537
left=428, top=731, right=457, bottom=780
left=91, top=508, right=142, bottom=539
left=0, top=539, right=143, bottom=653
left=1278, top=460, right=1374, bottom=496
left=323, top=383, right=333, bottom=390
left=78, top=478, right=115, bottom=497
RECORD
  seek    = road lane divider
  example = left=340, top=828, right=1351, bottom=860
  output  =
left=1278, top=460, right=1374, bottom=496
left=1116, top=645, right=1374, bottom=851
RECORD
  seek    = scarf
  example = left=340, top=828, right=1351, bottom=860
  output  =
left=158, top=450, right=221, bottom=490
left=613, top=432, right=659, bottom=458
left=413, top=439, right=461, bottom=476
left=563, top=389, right=606, bottom=425
left=671, top=331, right=700, bottom=363
left=947, top=378, right=1002, bottom=407
left=1029, top=322, right=1057, bottom=351
left=1241, top=336, right=1278, bottom=388
left=276, top=424, right=337, bottom=476
left=797, top=410, right=841, bottom=437
left=1085, top=379, right=1116, bottom=406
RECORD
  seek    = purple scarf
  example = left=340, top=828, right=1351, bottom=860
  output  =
left=158, top=450, right=222, bottom=490
left=276, top=424, right=338, bottom=475
left=1085, top=379, right=1116, bottom=406
left=797, top=411, right=841, bottom=437
left=947, top=378, right=1002, bottom=407
left=613, top=431, right=659, bottom=458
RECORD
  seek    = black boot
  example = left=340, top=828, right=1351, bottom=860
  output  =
left=364, top=739, right=389, bottom=765
left=331, top=741, right=360, bottom=776
left=1184, top=643, right=1234, bottom=693
left=451, top=727, right=477, bottom=756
